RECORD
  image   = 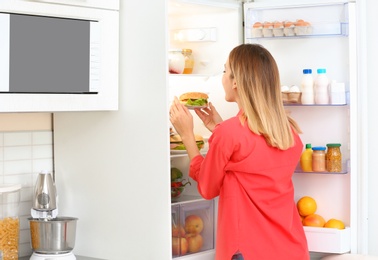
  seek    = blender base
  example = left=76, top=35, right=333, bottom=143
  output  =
left=30, top=252, right=76, bottom=260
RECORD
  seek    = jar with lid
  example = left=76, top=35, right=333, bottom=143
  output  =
left=326, top=143, right=342, bottom=172
left=312, top=146, right=326, bottom=172
left=168, top=49, right=185, bottom=74
left=182, top=49, right=194, bottom=74
left=0, top=184, right=21, bottom=260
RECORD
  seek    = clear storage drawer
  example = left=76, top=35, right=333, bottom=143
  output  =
left=171, top=199, right=214, bottom=258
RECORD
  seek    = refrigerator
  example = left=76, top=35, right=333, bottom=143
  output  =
left=52, top=0, right=365, bottom=259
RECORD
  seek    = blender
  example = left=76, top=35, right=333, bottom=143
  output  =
left=29, top=171, right=78, bottom=260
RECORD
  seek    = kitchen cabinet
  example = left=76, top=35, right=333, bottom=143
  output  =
left=0, top=1, right=119, bottom=112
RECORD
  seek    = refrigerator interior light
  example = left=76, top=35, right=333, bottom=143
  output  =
left=172, top=27, right=217, bottom=42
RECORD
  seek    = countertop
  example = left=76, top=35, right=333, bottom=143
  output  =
left=20, top=256, right=105, bottom=260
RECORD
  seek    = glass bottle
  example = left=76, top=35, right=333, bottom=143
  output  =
left=312, top=146, right=326, bottom=172
left=182, top=49, right=194, bottom=74
left=326, top=143, right=342, bottom=172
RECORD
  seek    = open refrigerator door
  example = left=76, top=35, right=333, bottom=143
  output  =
left=168, top=0, right=358, bottom=259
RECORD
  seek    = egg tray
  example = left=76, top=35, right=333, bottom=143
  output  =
left=282, top=92, right=302, bottom=104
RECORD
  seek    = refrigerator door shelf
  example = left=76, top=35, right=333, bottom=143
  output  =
left=245, top=2, right=350, bottom=40
left=305, top=226, right=351, bottom=254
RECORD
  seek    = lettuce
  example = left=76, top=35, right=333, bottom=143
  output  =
left=186, top=98, right=208, bottom=106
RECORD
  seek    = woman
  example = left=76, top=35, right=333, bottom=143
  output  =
left=169, top=44, right=309, bottom=260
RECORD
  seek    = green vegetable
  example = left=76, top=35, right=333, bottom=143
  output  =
left=172, top=144, right=186, bottom=150
left=171, top=167, right=183, bottom=181
left=186, top=98, right=208, bottom=106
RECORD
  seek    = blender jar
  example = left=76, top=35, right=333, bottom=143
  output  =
left=0, top=184, right=21, bottom=260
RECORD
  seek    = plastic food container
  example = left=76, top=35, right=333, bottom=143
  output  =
left=171, top=199, right=214, bottom=258
left=168, top=49, right=185, bottom=74
left=0, top=184, right=21, bottom=260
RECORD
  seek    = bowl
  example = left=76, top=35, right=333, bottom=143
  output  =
left=171, top=186, right=186, bottom=200
left=28, top=217, right=78, bottom=254
left=171, top=179, right=191, bottom=200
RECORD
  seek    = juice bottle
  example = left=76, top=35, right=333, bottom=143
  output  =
left=300, top=143, right=313, bottom=172
left=314, top=68, right=329, bottom=104
left=182, top=49, right=194, bottom=74
left=300, top=69, right=314, bottom=105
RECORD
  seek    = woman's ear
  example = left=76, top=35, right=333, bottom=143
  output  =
left=232, top=79, right=237, bottom=90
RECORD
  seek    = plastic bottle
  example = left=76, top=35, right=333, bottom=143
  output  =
left=314, top=68, right=329, bottom=104
left=300, top=143, right=313, bottom=172
left=300, top=69, right=314, bottom=105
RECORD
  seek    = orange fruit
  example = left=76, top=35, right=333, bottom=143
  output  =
left=302, top=214, right=325, bottom=227
left=324, top=218, right=345, bottom=229
left=297, top=196, right=317, bottom=217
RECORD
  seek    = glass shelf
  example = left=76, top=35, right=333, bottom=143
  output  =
left=171, top=195, right=205, bottom=205
left=284, top=103, right=348, bottom=107
left=294, top=161, right=349, bottom=175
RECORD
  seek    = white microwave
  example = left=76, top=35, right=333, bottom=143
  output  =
left=0, top=13, right=100, bottom=94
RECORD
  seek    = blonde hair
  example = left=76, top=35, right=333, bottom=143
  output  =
left=228, top=44, right=301, bottom=150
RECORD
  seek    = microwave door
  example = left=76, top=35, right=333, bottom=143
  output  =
left=1, top=13, right=99, bottom=94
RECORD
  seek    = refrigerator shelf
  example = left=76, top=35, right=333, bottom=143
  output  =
left=284, top=103, right=348, bottom=107
left=304, top=226, right=351, bottom=254
left=295, top=161, right=349, bottom=175
left=171, top=195, right=205, bottom=205
left=245, top=2, right=350, bottom=40
left=248, top=22, right=348, bottom=40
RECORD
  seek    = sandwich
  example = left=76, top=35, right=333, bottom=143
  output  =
left=170, top=134, right=204, bottom=151
left=179, top=92, right=209, bottom=107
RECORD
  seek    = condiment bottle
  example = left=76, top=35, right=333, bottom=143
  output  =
left=300, top=143, right=313, bottom=172
left=300, top=69, right=314, bottom=105
left=314, top=68, right=329, bottom=104
left=182, top=49, right=194, bottom=74
left=312, top=146, right=326, bottom=172
left=326, top=143, right=342, bottom=172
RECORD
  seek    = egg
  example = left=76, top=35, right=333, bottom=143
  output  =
left=253, top=22, right=263, bottom=29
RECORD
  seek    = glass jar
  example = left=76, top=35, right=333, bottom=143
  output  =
left=168, top=49, right=185, bottom=74
left=0, top=184, right=21, bottom=260
left=312, top=146, right=326, bottom=172
left=182, top=49, right=194, bottom=74
left=326, top=143, right=342, bottom=172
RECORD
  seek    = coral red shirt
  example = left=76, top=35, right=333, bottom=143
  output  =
left=189, top=113, right=309, bottom=260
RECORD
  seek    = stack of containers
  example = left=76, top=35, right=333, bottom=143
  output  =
left=0, top=184, right=21, bottom=260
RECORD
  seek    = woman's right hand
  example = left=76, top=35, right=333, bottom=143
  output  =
left=195, top=102, right=223, bottom=132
